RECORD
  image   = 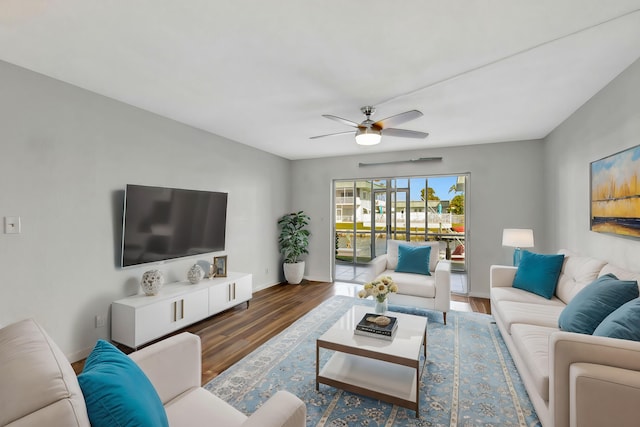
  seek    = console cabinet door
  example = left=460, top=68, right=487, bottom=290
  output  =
left=209, top=280, right=233, bottom=314
left=134, top=288, right=209, bottom=347
left=232, top=275, right=252, bottom=304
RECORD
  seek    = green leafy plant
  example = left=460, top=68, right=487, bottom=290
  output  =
left=278, top=211, right=310, bottom=263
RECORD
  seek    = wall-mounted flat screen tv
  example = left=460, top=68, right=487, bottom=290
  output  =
left=121, top=184, right=227, bottom=268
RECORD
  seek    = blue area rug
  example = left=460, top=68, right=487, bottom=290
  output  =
left=204, top=295, right=540, bottom=426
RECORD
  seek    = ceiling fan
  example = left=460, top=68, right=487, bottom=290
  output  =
left=310, top=106, right=428, bottom=146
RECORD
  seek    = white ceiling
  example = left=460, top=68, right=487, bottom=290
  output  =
left=2, top=1, right=640, bottom=160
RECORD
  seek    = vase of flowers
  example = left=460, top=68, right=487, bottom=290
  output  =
left=358, top=276, right=398, bottom=314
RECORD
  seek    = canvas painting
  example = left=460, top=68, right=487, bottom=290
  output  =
left=591, top=144, right=640, bottom=237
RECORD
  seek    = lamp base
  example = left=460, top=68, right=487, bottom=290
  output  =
left=513, top=248, right=522, bottom=266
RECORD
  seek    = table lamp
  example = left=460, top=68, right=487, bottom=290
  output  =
left=502, top=228, right=534, bottom=266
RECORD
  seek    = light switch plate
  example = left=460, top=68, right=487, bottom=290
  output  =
left=5, top=216, right=21, bottom=234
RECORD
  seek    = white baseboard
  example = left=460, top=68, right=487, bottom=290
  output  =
left=303, top=275, right=332, bottom=283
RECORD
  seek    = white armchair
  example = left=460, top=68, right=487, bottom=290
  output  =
left=130, top=332, right=307, bottom=427
left=0, top=319, right=306, bottom=427
left=369, top=239, right=451, bottom=324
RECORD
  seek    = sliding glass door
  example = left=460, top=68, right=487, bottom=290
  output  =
left=334, top=175, right=468, bottom=292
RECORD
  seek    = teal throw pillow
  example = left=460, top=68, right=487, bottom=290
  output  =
left=395, top=244, right=431, bottom=276
left=512, top=251, right=564, bottom=299
left=593, top=297, right=640, bottom=341
left=558, top=274, right=638, bottom=334
left=78, top=340, right=169, bottom=427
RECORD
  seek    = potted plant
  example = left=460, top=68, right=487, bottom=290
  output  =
left=278, top=211, right=310, bottom=284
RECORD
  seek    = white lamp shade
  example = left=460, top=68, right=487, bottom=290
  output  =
left=502, top=228, right=534, bottom=248
left=355, top=128, right=382, bottom=145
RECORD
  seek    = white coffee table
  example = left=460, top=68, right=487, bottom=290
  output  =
left=316, top=305, right=427, bottom=417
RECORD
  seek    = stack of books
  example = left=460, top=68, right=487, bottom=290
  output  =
left=354, top=313, right=398, bottom=341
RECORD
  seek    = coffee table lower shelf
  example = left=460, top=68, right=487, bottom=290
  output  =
left=316, top=352, right=421, bottom=416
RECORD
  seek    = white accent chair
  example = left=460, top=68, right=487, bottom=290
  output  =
left=0, top=319, right=306, bottom=427
left=370, top=239, right=451, bottom=324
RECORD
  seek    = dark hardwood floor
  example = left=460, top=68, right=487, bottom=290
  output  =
left=72, top=281, right=490, bottom=384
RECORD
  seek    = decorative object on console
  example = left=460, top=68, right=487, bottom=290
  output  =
left=187, top=264, right=205, bottom=284
left=213, top=255, right=227, bottom=278
left=590, top=144, right=640, bottom=237
left=358, top=276, right=397, bottom=314
left=140, top=269, right=164, bottom=295
left=501, top=228, right=534, bottom=266
left=278, top=211, right=310, bottom=284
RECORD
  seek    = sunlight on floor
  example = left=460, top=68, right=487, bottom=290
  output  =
left=334, top=263, right=468, bottom=294
left=333, top=281, right=473, bottom=312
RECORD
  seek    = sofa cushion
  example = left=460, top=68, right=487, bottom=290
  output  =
left=379, top=269, right=436, bottom=298
left=594, top=298, right=640, bottom=341
left=386, top=240, right=439, bottom=272
left=556, top=250, right=607, bottom=304
left=0, top=319, right=90, bottom=427
left=494, top=301, right=564, bottom=333
left=395, top=244, right=431, bottom=275
left=510, top=324, right=557, bottom=402
left=512, top=251, right=565, bottom=299
left=78, top=340, right=169, bottom=427
left=599, top=263, right=640, bottom=284
left=491, top=286, right=566, bottom=306
left=558, top=274, right=638, bottom=335
left=164, top=387, right=246, bottom=426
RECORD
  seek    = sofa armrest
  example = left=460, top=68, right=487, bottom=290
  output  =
left=433, top=260, right=451, bottom=312
left=490, top=265, right=517, bottom=288
left=129, top=332, right=202, bottom=405
left=570, top=363, right=640, bottom=427
left=550, top=331, right=640, bottom=427
left=241, top=390, right=306, bottom=427
left=370, top=255, right=388, bottom=280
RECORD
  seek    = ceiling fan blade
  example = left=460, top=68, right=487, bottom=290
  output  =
left=374, top=110, right=423, bottom=129
left=381, top=128, right=429, bottom=139
left=310, top=130, right=356, bottom=140
left=322, top=114, right=360, bottom=128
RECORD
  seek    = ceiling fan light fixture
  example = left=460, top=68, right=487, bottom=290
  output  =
left=355, top=127, right=381, bottom=146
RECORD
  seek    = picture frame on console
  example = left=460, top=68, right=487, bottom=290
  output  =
left=590, top=144, right=640, bottom=238
left=213, top=255, right=227, bottom=277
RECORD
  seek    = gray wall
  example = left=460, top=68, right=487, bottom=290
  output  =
left=0, top=60, right=290, bottom=360
left=544, top=57, right=640, bottom=268
left=291, top=140, right=547, bottom=298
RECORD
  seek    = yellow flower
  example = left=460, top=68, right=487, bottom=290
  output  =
left=389, top=283, right=398, bottom=293
left=376, top=283, right=387, bottom=295
left=357, top=289, right=368, bottom=299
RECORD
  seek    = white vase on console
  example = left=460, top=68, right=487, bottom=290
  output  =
left=141, top=270, right=164, bottom=295
left=187, top=264, right=204, bottom=284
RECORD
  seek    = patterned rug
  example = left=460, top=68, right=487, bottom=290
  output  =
left=204, top=295, right=541, bottom=426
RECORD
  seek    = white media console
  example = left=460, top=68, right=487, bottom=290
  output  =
left=111, top=272, right=252, bottom=349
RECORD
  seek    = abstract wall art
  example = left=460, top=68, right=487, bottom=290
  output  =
left=591, top=144, right=640, bottom=237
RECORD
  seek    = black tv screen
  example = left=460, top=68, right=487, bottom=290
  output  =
left=121, top=184, right=227, bottom=268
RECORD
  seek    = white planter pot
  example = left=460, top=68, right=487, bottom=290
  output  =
left=283, top=261, right=305, bottom=284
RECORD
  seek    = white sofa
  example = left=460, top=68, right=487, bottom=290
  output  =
left=371, top=239, right=451, bottom=324
left=491, top=249, right=640, bottom=427
left=0, top=318, right=306, bottom=427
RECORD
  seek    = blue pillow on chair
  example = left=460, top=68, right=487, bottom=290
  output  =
left=78, top=340, right=169, bottom=427
left=395, top=244, right=431, bottom=276
left=593, top=298, right=640, bottom=341
left=558, top=274, right=638, bottom=335
left=512, top=250, right=565, bottom=299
